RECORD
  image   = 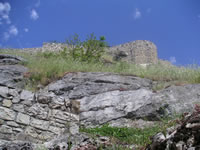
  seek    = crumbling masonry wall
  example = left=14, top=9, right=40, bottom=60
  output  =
left=1, top=40, right=159, bottom=65
left=0, top=85, right=79, bottom=144
left=109, top=40, right=158, bottom=64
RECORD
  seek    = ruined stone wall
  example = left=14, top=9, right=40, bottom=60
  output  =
left=41, top=42, right=68, bottom=52
left=108, top=40, right=158, bottom=64
left=20, top=42, right=67, bottom=53
left=1, top=40, right=159, bottom=64
left=0, top=85, right=79, bottom=144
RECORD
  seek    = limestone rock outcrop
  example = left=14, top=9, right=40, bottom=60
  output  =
left=0, top=54, right=26, bottom=65
left=45, top=72, right=200, bottom=128
left=0, top=54, right=28, bottom=88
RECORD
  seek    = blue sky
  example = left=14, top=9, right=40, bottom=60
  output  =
left=0, top=0, right=200, bottom=65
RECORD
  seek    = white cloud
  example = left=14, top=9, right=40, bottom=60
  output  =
left=0, top=2, right=11, bottom=24
left=3, top=25, right=18, bottom=41
left=24, top=28, right=29, bottom=32
left=30, top=9, right=39, bottom=20
left=133, top=8, right=141, bottom=20
left=169, top=56, right=176, bottom=64
left=9, top=25, right=18, bottom=36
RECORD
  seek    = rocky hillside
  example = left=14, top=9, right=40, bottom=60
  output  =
left=0, top=52, right=200, bottom=149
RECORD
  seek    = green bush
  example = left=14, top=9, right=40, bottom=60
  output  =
left=66, top=33, right=107, bottom=62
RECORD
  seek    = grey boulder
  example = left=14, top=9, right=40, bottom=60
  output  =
left=46, top=72, right=200, bottom=128
left=0, top=54, right=26, bottom=65
left=79, top=84, right=200, bottom=127
left=0, top=65, right=28, bottom=88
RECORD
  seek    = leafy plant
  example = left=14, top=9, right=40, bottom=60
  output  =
left=66, top=33, right=107, bottom=62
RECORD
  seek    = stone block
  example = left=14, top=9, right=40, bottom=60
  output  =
left=0, top=86, right=9, bottom=98
left=48, top=126, right=63, bottom=134
left=51, top=109, right=79, bottom=122
left=8, top=88, right=20, bottom=97
left=24, top=126, right=38, bottom=138
left=0, top=133, right=12, bottom=140
left=12, top=96, right=20, bottom=103
left=16, top=132, right=40, bottom=143
left=69, top=122, right=79, bottom=135
left=0, top=106, right=16, bottom=120
left=13, top=128, right=23, bottom=132
left=37, top=92, right=53, bottom=104
left=49, top=121, right=65, bottom=128
left=2, top=99, right=12, bottom=107
left=20, top=90, right=34, bottom=101
left=0, top=119, right=4, bottom=125
left=30, top=118, right=49, bottom=130
left=16, top=113, right=30, bottom=125
left=37, top=131, right=55, bottom=141
left=6, top=121, right=19, bottom=127
left=13, top=104, right=24, bottom=112
left=0, top=125, right=12, bottom=134
left=28, top=104, right=49, bottom=120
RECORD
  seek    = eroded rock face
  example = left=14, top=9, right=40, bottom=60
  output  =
left=0, top=65, right=28, bottom=88
left=0, top=54, right=28, bottom=88
left=0, top=54, right=26, bottom=65
left=45, top=72, right=200, bottom=128
left=46, top=72, right=152, bottom=98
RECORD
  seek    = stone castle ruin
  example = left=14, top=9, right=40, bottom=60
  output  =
left=2, top=40, right=159, bottom=65
left=108, top=40, right=158, bottom=64
left=41, top=40, right=159, bottom=65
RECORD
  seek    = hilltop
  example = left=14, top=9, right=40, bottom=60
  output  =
left=0, top=40, right=200, bottom=149
left=2, top=40, right=171, bottom=66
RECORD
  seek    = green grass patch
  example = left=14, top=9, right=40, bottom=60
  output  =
left=1, top=49, right=200, bottom=91
left=80, top=118, right=177, bottom=147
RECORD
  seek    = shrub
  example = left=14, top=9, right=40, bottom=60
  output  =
left=66, top=33, right=107, bottom=62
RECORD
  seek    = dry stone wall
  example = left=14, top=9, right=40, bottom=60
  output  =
left=0, top=85, right=79, bottom=144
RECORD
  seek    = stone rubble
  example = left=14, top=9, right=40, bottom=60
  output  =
left=146, top=105, right=200, bottom=150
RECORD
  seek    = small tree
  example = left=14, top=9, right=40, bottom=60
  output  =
left=65, top=33, right=107, bottom=62
left=82, top=33, right=106, bottom=62
left=66, top=34, right=83, bottom=60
